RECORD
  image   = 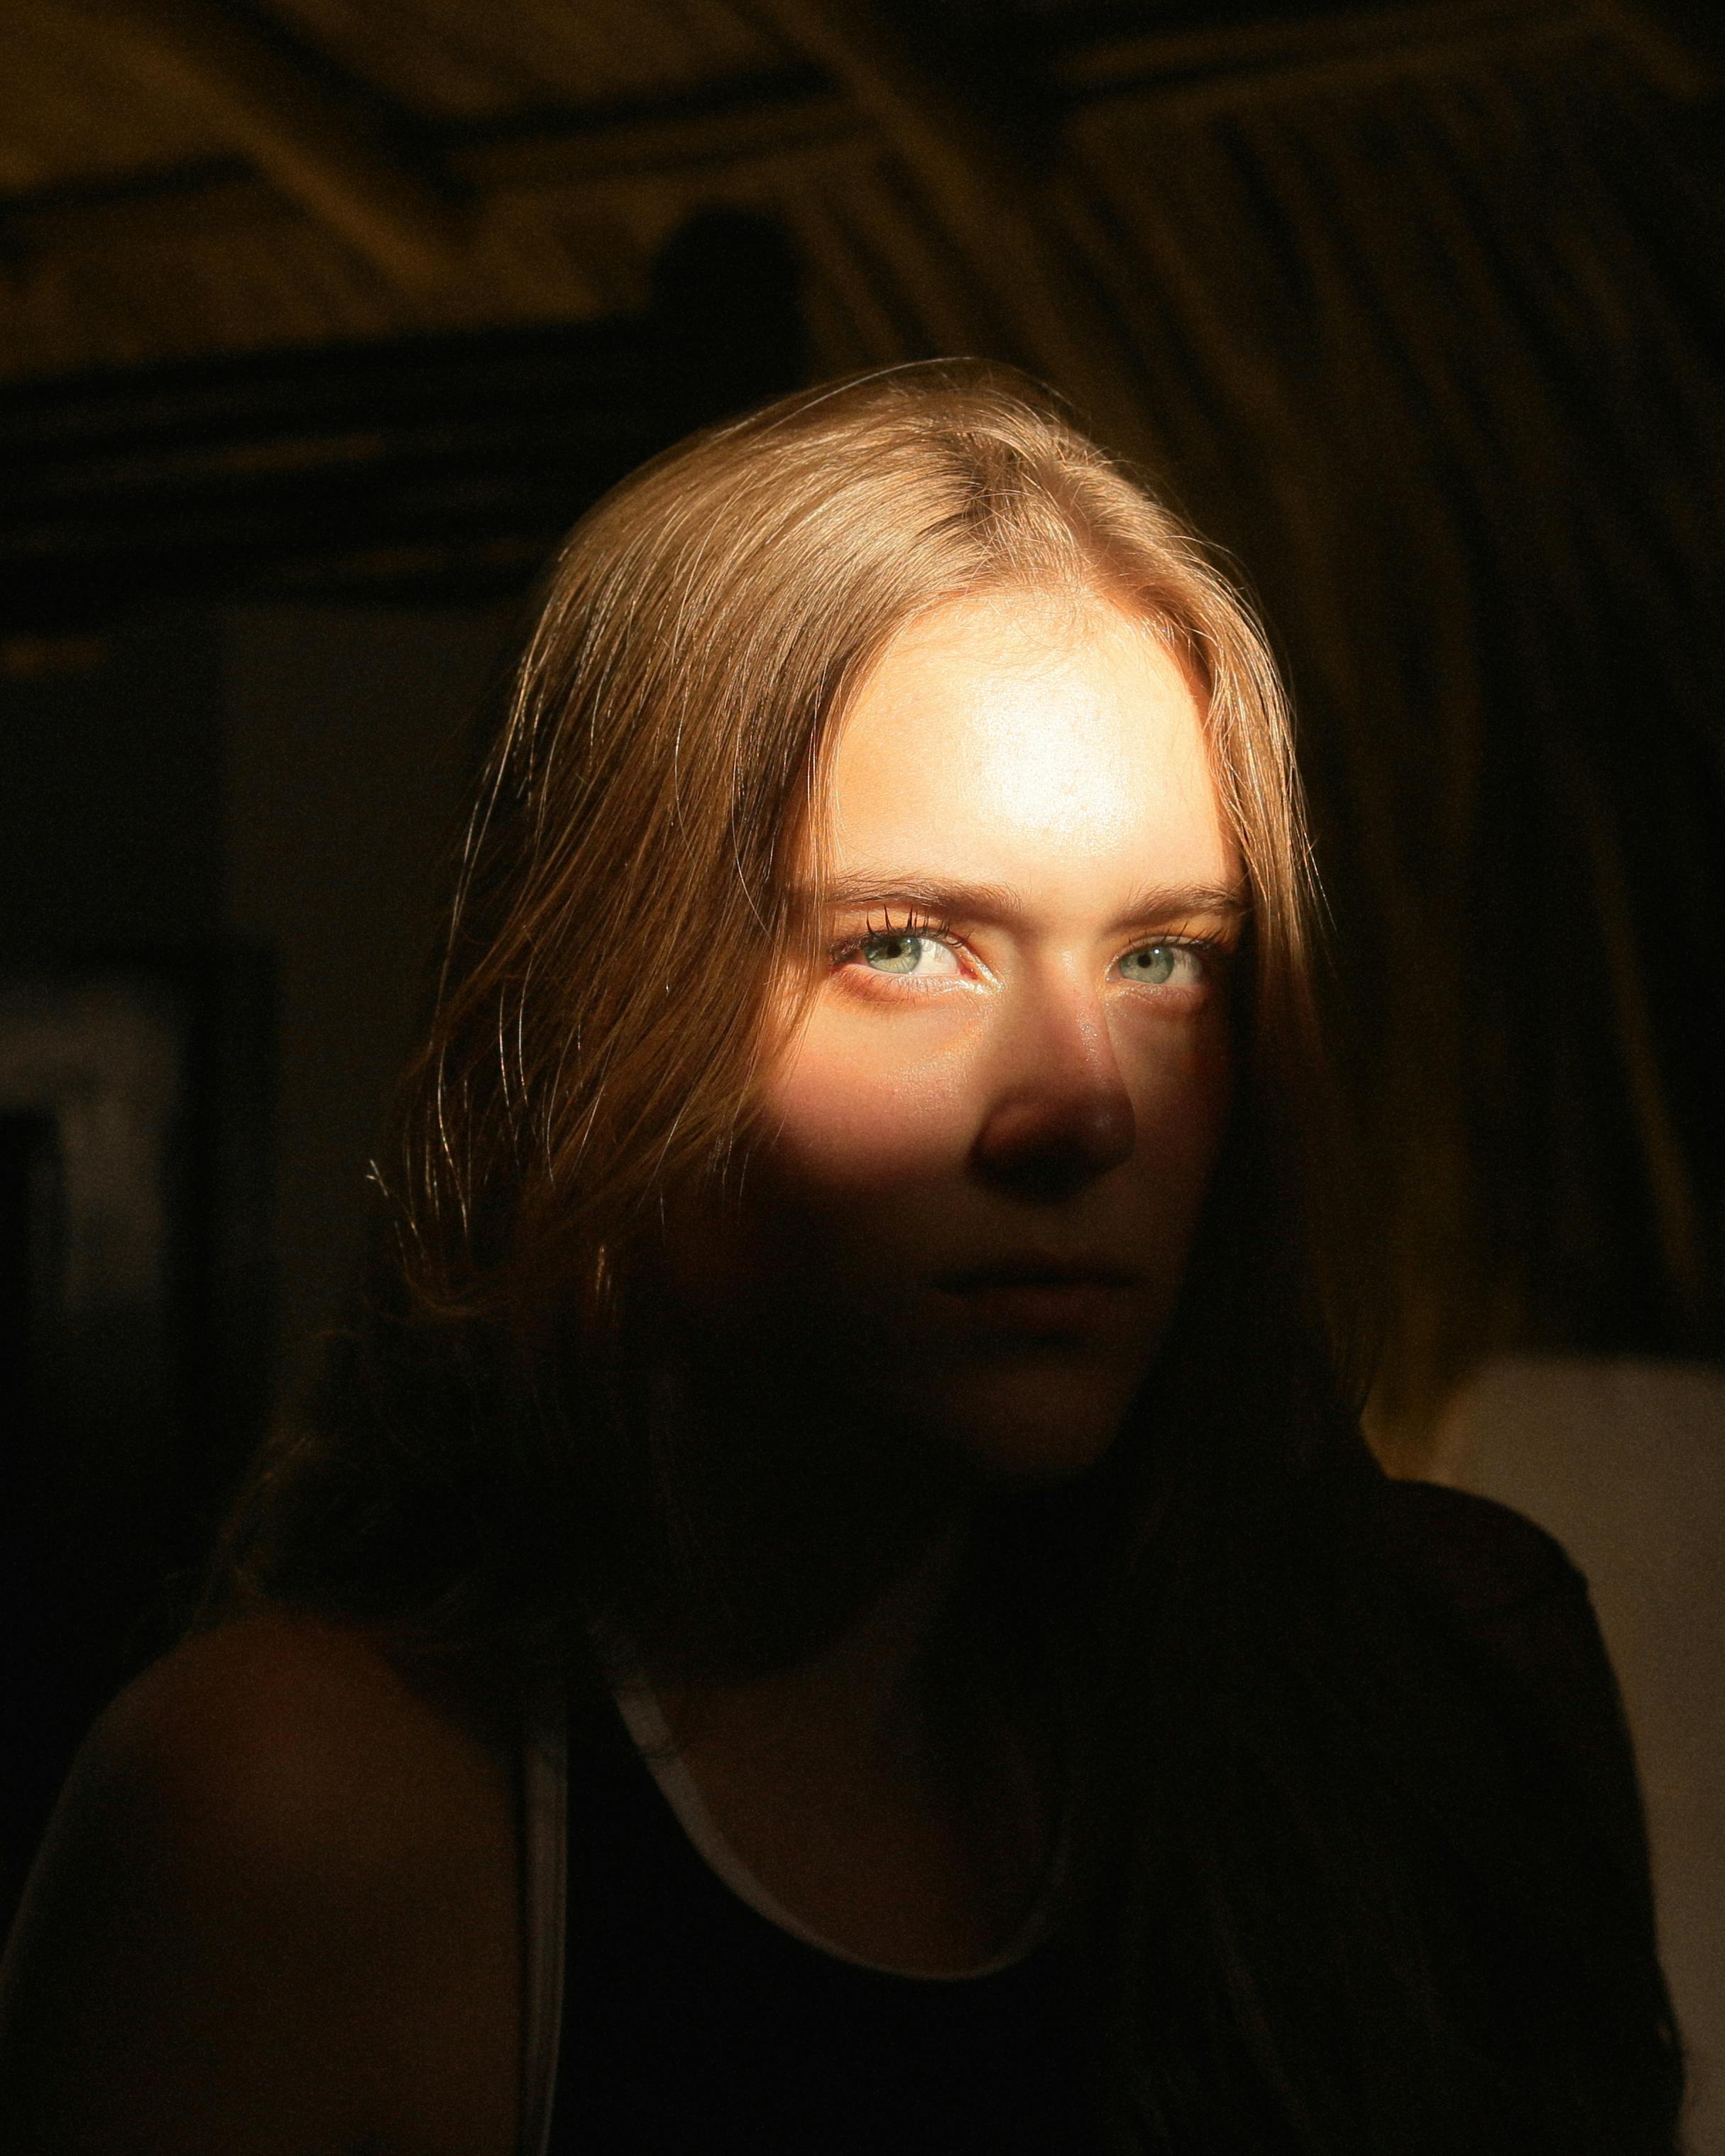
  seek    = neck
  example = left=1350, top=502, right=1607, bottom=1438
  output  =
left=653, top=1518, right=975, bottom=1788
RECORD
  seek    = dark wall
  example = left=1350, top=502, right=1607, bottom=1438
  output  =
left=0, top=595, right=519, bottom=1928
left=222, top=600, right=517, bottom=1395
left=1, top=610, right=224, bottom=955
left=4, top=597, right=518, bottom=1398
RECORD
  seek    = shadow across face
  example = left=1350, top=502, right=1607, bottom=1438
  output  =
left=680, top=591, right=1239, bottom=1452
left=625, top=592, right=1242, bottom=1671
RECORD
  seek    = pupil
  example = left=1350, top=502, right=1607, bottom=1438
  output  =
left=1133, top=945, right=1174, bottom=982
left=870, top=934, right=919, bottom=972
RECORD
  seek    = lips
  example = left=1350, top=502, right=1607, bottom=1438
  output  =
left=937, top=1255, right=1141, bottom=1334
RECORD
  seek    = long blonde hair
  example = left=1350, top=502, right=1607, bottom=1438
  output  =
left=398, top=361, right=1322, bottom=1343
left=212, top=365, right=1682, bottom=2155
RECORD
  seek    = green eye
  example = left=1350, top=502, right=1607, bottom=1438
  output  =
left=863, top=933, right=929, bottom=975
left=1120, top=943, right=1181, bottom=985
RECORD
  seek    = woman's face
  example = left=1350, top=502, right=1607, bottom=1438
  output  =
left=671, top=589, right=1244, bottom=1486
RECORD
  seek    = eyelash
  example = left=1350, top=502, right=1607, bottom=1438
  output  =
left=829, top=911, right=1232, bottom=985
left=833, top=905, right=955, bottom=951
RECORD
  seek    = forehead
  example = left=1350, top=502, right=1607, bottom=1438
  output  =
left=814, top=591, right=1237, bottom=908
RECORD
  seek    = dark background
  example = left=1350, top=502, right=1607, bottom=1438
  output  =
left=1, top=0, right=1721, bottom=2099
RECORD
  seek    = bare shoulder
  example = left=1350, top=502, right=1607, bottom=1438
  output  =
left=0, top=1612, right=522, bottom=2156
left=90, top=1609, right=515, bottom=1859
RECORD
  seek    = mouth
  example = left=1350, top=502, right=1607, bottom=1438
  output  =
left=942, top=1256, right=1141, bottom=1291
left=936, top=1255, right=1142, bottom=1335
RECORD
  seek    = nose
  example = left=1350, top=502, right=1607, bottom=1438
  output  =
left=970, top=982, right=1136, bottom=1200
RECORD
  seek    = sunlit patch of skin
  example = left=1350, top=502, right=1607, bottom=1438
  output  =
left=670, top=588, right=1246, bottom=1485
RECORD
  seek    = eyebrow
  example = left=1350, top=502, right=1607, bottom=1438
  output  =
left=811, top=874, right=1252, bottom=931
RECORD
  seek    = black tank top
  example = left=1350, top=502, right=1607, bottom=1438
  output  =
left=545, top=1690, right=1107, bottom=2155
left=539, top=1483, right=1667, bottom=2152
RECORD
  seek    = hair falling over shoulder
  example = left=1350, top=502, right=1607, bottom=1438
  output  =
left=204, top=363, right=1683, bottom=2156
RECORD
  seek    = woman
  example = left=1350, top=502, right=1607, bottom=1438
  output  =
left=0, top=365, right=1683, bottom=2153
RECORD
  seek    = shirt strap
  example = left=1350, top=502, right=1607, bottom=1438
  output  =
left=519, top=1693, right=569, bottom=2156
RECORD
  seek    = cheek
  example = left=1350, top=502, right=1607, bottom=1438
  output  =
left=1118, top=1008, right=1235, bottom=1243
left=1110, top=971, right=1230, bottom=1084
left=764, top=1011, right=976, bottom=1193
left=1141, top=1011, right=1233, bottom=1151
left=659, top=1016, right=975, bottom=1325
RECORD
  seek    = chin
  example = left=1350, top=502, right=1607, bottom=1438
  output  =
left=936, top=1360, right=1140, bottom=1486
